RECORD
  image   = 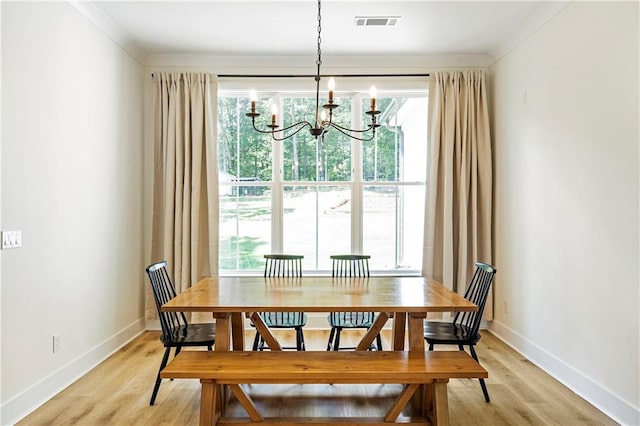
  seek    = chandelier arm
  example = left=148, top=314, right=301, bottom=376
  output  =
left=328, top=123, right=376, bottom=142
left=329, top=121, right=375, bottom=134
left=270, top=122, right=315, bottom=141
left=250, top=120, right=282, bottom=135
left=251, top=117, right=315, bottom=134
left=275, top=120, right=315, bottom=134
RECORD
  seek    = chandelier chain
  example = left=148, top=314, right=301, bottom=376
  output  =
left=316, top=0, right=322, bottom=66
left=246, top=0, right=380, bottom=141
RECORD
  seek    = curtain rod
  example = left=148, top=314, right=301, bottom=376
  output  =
left=151, top=73, right=429, bottom=78
left=218, top=73, right=429, bottom=78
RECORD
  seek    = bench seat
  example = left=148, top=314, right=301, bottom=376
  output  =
left=161, top=350, right=487, bottom=425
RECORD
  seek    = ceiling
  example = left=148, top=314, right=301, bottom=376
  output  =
left=90, top=0, right=556, bottom=59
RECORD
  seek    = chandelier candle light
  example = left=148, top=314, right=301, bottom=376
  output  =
left=246, top=0, right=381, bottom=141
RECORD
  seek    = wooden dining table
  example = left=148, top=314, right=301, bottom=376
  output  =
left=161, top=275, right=479, bottom=425
left=162, top=275, right=477, bottom=353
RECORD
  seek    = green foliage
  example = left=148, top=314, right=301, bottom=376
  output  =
left=218, top=95, right=407, bottom=183
left=280, top=96, right=352, bottom=181
left=218, top=97, right=272, bottom=180
left=362, top=97, right=406, bottom=181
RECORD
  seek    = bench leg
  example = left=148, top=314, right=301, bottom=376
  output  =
left=431, top=380, right=450, bottom=426
left=200, top=380, right=220, bottom=426
left=229, top=383, right=264, bottom=421
left=385, top=383, right=419, bottom=422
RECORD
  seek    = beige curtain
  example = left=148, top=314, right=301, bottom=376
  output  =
left=146, top=72, right=219, bottom=322
left=423, top=70, right=493, bottom=319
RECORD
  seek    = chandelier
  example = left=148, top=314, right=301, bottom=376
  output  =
left=246, top=0, right=380, bottom=141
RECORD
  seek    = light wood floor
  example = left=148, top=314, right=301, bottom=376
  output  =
left=18, top=329, right=616, bottom=425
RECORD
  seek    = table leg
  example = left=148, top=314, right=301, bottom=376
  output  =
left=231, top=312, right=244, bottom=351
left=407, top=312, right=426, bottom=352
left=212, top=312, right=231, bottom=414
left=392, top=312, right=407, bottom=351
left=212, top=313, right=231, bottom=351
left=408, top=312, right=427, bottom=415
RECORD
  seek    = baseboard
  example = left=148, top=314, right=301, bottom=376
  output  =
left=488, top=320, right=639, bottom=426
left=1, top=318, right=146, bottom=426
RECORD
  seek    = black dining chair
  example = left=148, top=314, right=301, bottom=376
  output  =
left=423, top=262, right=497, bottom=402
left=252, top=254, right=307, bottom=351
left=145, top=261, right=216, bottom=405
left=326, top=254, right=383, bottom=351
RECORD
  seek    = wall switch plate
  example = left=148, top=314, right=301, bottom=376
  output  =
left=1, top=230, right=22, bottom=249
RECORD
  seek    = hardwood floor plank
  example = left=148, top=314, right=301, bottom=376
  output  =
left=17, top=329, right=616, bottom=426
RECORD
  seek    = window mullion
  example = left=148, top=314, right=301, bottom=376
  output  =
left=272, top=94, right=283, bottom=253
left=351, top=93, right=363, bottom=254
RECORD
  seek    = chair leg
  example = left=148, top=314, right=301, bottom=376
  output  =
left=327, top=327, right=336, bottom=350
left=428, top=342, right=434, bottom=351
left=252, top=331, right=261, bottom=351
left=469, top=345, right=490, bottom=403
left=333, top=328, right=342, bottom=351
left=150, top=347, right=171, bottom=406
left=301, top=328, right=306, bottom=351
left=375, top=333, right=383, bottom=351
left=296, top=327, right=306, bottom=351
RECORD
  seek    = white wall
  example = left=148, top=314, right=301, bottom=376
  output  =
left=490, top=2, right=639, bottom=424
left=1, top=2, right=146, bottom=424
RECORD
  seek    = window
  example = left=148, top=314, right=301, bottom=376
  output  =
left=218, top=78, right=427, bottom=274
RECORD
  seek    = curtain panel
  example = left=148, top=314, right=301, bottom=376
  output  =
left=147, top=72, right=219, bottom=322
left=423, top=70, right=494, bottom=319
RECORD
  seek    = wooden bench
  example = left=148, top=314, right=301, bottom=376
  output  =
left=161, top=350, right=487, bottom=426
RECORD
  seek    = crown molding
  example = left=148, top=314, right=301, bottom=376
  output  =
left=489, top=1, right=571, bottom=65
left=144, top=54, right=493, bottom=73
left=67, top=0, right=146, bottom=64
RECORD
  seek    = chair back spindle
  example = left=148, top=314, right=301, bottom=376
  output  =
left=331, top=254, right=370, bottom=278
left=264, top=254, right=303, bottom=277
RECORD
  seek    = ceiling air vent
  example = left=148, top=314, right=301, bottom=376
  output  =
left=354, top=16, right=401, bottom=27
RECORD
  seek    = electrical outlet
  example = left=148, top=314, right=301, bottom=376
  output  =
left=504, top=300, right=509, bottom=314
left=53, top=334, right=60, bottom=353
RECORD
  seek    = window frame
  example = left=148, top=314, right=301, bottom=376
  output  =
left=218, top=77, right=428, bottom=275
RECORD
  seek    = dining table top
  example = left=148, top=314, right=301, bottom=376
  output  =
left=162, top=275, right=477, bottom=314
